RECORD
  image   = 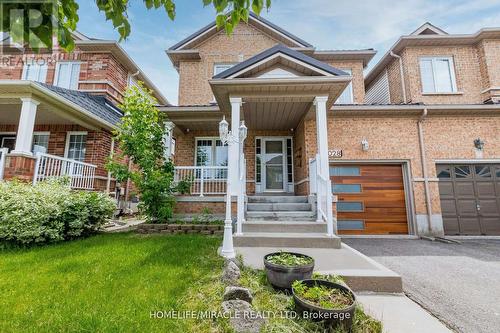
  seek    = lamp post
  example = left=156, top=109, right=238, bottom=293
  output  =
left=219, top=116, right=247, bottom=258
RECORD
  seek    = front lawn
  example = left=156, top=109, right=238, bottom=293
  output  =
left=0, top=233, right=223, bottom=333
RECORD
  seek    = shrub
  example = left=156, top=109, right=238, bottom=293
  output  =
left=0, top=179, right=115, bottom=245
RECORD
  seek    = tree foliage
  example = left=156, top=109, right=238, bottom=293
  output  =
left=0, top=0, right=271, bottom=51
left=106, top=83, right=179, bottom=222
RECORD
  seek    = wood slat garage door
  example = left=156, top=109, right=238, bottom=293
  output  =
left=437, top=164, right=500, bottom=235
left=330, top=164, right=409, bottom=235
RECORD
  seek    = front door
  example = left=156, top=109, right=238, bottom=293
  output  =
left=263, top=139, right=286, bottom=192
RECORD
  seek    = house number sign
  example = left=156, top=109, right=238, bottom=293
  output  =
left=328, top=149, right=343, bottom=158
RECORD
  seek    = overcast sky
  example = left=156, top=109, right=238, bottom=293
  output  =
left=76, top=0, right=500, bottom=105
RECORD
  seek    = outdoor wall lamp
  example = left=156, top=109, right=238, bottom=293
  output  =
left=361, top=139, right=369, bottom=151
left=219, top=116, right=247, bottom=144
left=474, top=138, right=485, bottom=150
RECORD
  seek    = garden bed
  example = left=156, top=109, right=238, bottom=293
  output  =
left=136, top=223, right=224, bottom=235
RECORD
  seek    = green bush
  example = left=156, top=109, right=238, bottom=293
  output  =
left=0, top=179, right=115, bottom=245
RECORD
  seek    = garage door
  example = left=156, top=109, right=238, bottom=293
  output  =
left=330, top=164, right=409, bottom=235
left=437, top=164, right=500, bottom=235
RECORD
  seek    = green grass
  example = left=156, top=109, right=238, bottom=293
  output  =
left=0, top=233, right=223, bottom=333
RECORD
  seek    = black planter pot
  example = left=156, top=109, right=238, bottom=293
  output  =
left=292, top=279, right=356, bottom=330
left=263, top=252, right=314, bottom=289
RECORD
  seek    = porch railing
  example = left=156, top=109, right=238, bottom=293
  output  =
left=174, top=166, right=228, bottom=196
left=33, top=153, right=96, bottom=190
left=0, top=148, right=7, bottom=180
left=309, top=154, right=335, bottom=235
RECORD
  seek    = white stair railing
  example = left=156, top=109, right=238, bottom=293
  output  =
left=0, top=148, right=8, bottom=180
left=311, top=154, right=335, bottom=236
left=33, top=153, right=96, bottom=190
left=174, top=166, right=228, bottom=196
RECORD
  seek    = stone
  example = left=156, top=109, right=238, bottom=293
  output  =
left=180, top=224, right=194, bottom=231
left=223, top=286, right=253, bottom=304
left=213, top=230, right=224, bottom=235
left=222, top=260, right=240, bottom=284
left=221, top=300, right=265, bottom=333
left=201, top=230, right=213, bottom=235
left=167, top=225, right=180, bottom=231
left=206, top=225, right=219, bottom=231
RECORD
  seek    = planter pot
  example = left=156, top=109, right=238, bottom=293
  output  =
left=263, top=252, right=314, bottom=289
left=292, top=279, right=356, bottom=330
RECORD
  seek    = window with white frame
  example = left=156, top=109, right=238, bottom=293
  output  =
left=32, top=133, right=50, bottom=153
left=54, top=62, right=81, bottom=90
left=195, top=138, right=228, bottom=179
left=214, top=63, right=236, bottom=77
left=65, top=132, right=87, bottom=162
left=335, top=69, right=353, bottom=104
left=22, top=62, right=48, bottom=83
left=419, top=57, right=457, bottom=93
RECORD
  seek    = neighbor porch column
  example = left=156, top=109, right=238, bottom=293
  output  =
left=228, top=97, right=242, bottom=196
left=314, top=96, right=336, bottom=236
left=12, top=97, right=40, bottom=156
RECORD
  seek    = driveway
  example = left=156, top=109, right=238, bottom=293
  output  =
left=343, top=238, right=500, bottom=333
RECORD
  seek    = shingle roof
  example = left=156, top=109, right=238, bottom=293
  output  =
left=37, top=83, right=122, bottom=125
left=213, top=44, right=349, bottom=79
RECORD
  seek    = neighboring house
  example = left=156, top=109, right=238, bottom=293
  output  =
left=0, top=31, right=167, bottom=192
left=161, top=14, right=500, bottom=238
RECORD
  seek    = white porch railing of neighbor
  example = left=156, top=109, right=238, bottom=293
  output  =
left=33, top=153, right=96, bottom=190
left=309, top=154, right=335, bottom=234
left=0, top=147, right=8, bottom=180
left=174, top=166, right=228, bottom=196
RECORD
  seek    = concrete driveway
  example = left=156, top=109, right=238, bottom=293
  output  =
left=343, top=238, right=500, bottom=333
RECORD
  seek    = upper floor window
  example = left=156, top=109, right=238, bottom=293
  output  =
left=214, top=63, right=236, bottom=77
left=419, top=57, right=457, bottom=93
left=335, top=69, right=353, bottom=104
left=54, top=62, right=81, bottom=90
left=22, top=62, right=48, bottom=83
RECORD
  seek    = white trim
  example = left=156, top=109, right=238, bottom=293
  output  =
left=419, top=56, right=458, bottom=93
left=64, top=131, right=88, bottom=160
left=256, top=136, right=294, bottom=193
left=194, top=137, right=228, bottom=167
left=435, top=159, right=500, bottom=164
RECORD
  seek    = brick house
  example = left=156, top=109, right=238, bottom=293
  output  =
left=0, top=31, right=167, bottom=193
left=161, top=14, right=500, bottom=240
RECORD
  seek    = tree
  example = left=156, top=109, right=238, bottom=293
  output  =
left=106, top=83, right=180, bottom=222
left=0, top=0, right=272, bottom=51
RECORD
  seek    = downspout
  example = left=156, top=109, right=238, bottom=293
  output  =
left=390, top=51, right=407, bottom=104
left=417, top=108, right=433, bottom=234
left=106, top=137, right=115, bottom=193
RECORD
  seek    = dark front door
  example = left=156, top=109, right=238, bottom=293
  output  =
left=437, top=164, right=500, bottom=235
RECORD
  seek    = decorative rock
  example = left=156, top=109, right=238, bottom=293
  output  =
left=180, top=224, right=194, bottom=231
left=167, top=225, right=180, bottom=231
left=222, top=260, right=240, bottom=284
left=213, top=230, right=224, bottom=235
left=193, top=225, right=206, bottom=231
left=160, top=229, right=171, bottom=234
left=222, top=300, right=265, bottom=333
left=223, top=286, right=253, bottom=304
left=201, top=230, right=213, bottom=235
left=207, top=225, right=219, bottom=231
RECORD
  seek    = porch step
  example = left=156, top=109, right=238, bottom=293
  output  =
left=242, top=221, right=327, bottom=233
left=248, top=196, right=308, bottom=204
left=246, top=211, right=316, bottom=221
left=247, top=203, right=312, bottom=212
left=233, top=232, right=341, bottom=249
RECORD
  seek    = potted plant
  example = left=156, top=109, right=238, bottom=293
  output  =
left=263, top=252, right=314, bottom=289
left=292, top=279, right=356, bottom=330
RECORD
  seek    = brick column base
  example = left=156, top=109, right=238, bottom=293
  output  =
left=4, top=154, right=36, bottom=182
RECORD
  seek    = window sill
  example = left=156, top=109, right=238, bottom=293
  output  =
left=421, top=91, right=464, bottom=96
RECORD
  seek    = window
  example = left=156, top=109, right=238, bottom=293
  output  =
left=22, top=62, right=48, bottom=83
left=32, top=133, right=49, bottom=153
left=330, top=166, right=360, bottom=176
left=286, top=139, right=293, bottom=183
left=337, top=220, right=365, bottom=231
left=454, top=165, right=471, bottom=179
left=436, top=165, right=451, bottom=179
left=335, top=69, right=353, bottom=104
left=255, top=138, right=262, bottom=183
left=214, top=63, right=236, bottom=77
left=65, top=132, right=87, bottom=162
left=54, top=62, right=81, bottom=90
left=475, top=165, right=492, bottom=178
left=419, top=57, right=457, bottom=93
left=332, top=184, right=361, bottom=193
left=195, top=138, right=228, bottom=179
left=337, top=202, right=363, bottom=212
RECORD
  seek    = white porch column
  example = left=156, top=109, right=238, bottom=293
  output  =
left=228, top=97, right=242, bottom=196
left=163, top=121, right=175, bottom=159
left=12, top=97, right=40, bottom=156
left=314, top=96, right=336, bottom=236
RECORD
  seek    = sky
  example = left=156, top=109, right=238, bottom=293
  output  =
left=76, top=0, right=500, bottom=105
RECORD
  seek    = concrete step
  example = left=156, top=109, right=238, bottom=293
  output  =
left=233, top=232, right=341, bottom=249
left=246, top=211, right=317, bottom=221
left=247, top=203, right=312, bottom=212
left=242, top=221, right=327, bottom=233
left=248, top=196, right=308, bottom=204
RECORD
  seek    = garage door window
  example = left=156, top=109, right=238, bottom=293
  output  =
left=437, top=165, right=451, bottom=179
left=330, top=166, right=360, bottom=176
left=337, top=202, right=363, bottom=212
left=332, top=184, right=361, bottom=193
left=475, top=165, right=491, bottom=178
left=338, top=220, right=365, bottom=231
left=455, top=165, right=472, bottom=178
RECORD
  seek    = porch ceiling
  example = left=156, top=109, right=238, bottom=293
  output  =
left=0, top=101, right=76, bottom=125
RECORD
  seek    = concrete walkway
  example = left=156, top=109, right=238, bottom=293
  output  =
left=345, top=238, right=500, bottom=333
left=103, top=218, right=144, bottom=232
